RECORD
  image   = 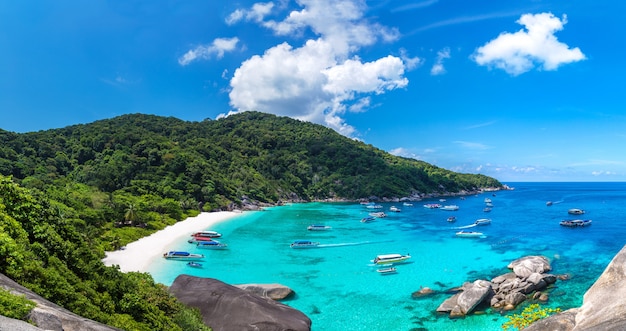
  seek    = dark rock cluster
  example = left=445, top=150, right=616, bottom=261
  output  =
left=436, top=256, right=557, bottom=317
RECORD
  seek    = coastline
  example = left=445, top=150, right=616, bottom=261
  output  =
left=102, top=211, right=243, bottom=272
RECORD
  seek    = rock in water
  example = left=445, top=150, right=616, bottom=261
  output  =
left=169, top=275, right=311, bottom=331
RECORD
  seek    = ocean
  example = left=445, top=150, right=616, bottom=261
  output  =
left=147, top=182, right=626, bottom=330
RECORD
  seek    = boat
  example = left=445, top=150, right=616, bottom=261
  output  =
left=484, top=198, right=492, bottom=203
left=366, top=204, right=383, bottom=209
left=402, top=202, right=413, bottom=207
left=196, top=240, right=228, bottom=249
left=191, top=231, right=222, bottom=238
left=485, top=202, right=494, bottom=207
left=560, top=219, right=592, bottom=227
left=474, top=218, right=491, bottom=226
left=369, top=212, right=387, bottom=218
left=389, top=206, right=401, bottom=212
left=188, top=236, right=216, bottom=243
left=441, top=205, right=459, bottom=211
left=290, top=240, right=320, bottom=249
left=568, top=208, right=585, bottom=215
left=483, top=207, right=492, bottom=212
left=372, top=253, right=411, bottom=265
left=447, top=216, right=457, bottom=222
left=360, top=216, right=376, bottom=223
left=455, top=231, right=484, bottom=238
left=376, top=267, right=397, bottom=274
left=186, top=262, right=203, bottom=268
left=546, top=201, right=553, bottom=206
left=423, top=203, right=442, bottom=209
left=163, top=251, right=205, bottom=260
left=307, top=224, right=332, bottom=231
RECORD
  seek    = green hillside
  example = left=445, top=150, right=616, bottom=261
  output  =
left=0, top=111, right=500, bottom=204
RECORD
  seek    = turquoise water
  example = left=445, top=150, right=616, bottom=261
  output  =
left=148, top=182, right=626, bottom=330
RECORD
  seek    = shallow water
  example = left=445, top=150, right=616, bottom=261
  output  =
left=148, top=182, right=625, bottom=330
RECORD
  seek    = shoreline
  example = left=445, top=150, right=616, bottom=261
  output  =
left=102, top=211, right=244, bottom=272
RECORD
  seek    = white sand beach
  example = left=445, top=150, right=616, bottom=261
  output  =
left=102, top=211, right=243, bottom=272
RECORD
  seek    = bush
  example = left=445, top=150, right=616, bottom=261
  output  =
left=0, top=288, right=35, bottom=320
left=502, top=303, right=561, bottom=330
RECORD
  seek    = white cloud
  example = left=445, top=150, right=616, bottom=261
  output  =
left=226, top=2, right=275, bottom=25
left=390, top=147, right=412, bottom=157
left=178, top=37, right=240, bottom=66
left=473, top=13, right=586, bottom=75
left=430, top=47, right=450, bottom=75
left=227, top=0, right=410, bottom=137
left=465, top=120, right=497, bottom=130
left=454, top=141, right=491, bottom=150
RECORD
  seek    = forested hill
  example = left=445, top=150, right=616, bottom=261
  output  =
left=0, top=111, right=501, bottom=208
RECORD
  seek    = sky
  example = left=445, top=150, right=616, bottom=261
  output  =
left=2, top=0, right=625, bottom=182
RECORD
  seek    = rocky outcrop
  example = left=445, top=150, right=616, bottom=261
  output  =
left=235, top=283, right=295, bottom=300
left=524, top=245, right=626, bottom=331
left=437, top=256, right=557, bottom=317
left=437, top=280, right=492, bottom=317
left=0, top=273, right=121, bottom=331
left=169, top=275, right=311, bottom=331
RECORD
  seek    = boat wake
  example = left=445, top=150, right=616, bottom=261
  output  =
left=451, top=224, right=477, bottom=230
left=317, top=240, right=393, bottom=248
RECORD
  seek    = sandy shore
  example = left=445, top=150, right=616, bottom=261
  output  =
left=102, top=211, right=243, bottom=272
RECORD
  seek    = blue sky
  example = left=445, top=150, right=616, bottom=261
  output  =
left=2, top=0, right=624, bottom=182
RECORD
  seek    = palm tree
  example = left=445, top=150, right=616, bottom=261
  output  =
left=124, top=203, right=137, bottom=226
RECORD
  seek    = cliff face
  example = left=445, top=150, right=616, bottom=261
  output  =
left=525, top=244, right=626, bottom=331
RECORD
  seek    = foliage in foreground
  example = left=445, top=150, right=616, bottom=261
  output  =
left=501, top=303, right=561, bottom=330
left=0, top=176, right=209, bottom=331
left=0, top=288, right=35, bottom=320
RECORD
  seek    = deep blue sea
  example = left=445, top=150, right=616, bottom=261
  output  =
left=147, top=182, right=626, bottom=330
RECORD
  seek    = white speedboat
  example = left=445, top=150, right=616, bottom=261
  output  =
left=474, top=218, right=491, bottom=226
left=455, top=231, right=484, bottom=238
left=389, top=206, right=401, bottom=212
left=369, top=212, right=387, bottom=218
left=307, top=224, right=332, bottom=231
left=290, top=240, right=320, bottom=249
left=196, top=240, right=228, bottom=249
left=568, top=208, right=585, bottom=215
left=163, top=251, right=205, bottom=260
left=423, top=203, right=442, bottom=209
left=360, top=216, right=376, bottom=223
left=560, top=219, right=592, bottom=227
left=372, top=253, right=411, bottom=265
left=441, top=205, right=459, bottom=211
left=187, top=262, right=203, bottom=268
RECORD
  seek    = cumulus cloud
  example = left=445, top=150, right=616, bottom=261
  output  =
left=473, top=13, right=586, bottom=75
left=178, top=37, right=240, bottom=66
left=227, top=0, right=413, bottom=137
left=430, top=47, right=450, bottom=75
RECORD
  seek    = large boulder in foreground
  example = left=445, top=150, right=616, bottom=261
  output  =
left=524, top=245, right=626, bottom=331
left=169, top=275, right=311, bottom=331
